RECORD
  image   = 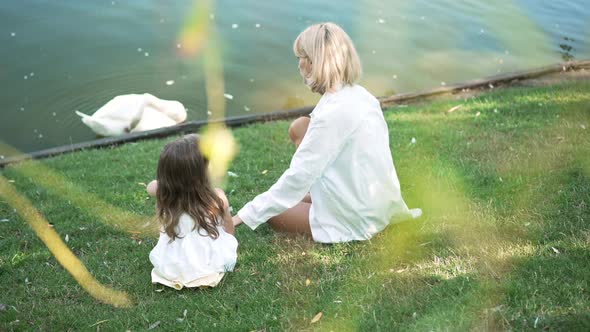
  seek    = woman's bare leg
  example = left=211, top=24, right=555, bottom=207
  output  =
left=288, top=116, right=310, bottom=149
left=268, top=202, right=312, bottom=237
left=289, top=117, right=313, bottom=203
left=302, top=193, right=312, bottom=203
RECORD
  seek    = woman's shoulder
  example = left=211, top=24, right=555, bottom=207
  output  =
left=348, top=85, right=379, bottom=105
left=315, top=85, right=377, bottom=118
left=325, top=84, right=377, bottom=104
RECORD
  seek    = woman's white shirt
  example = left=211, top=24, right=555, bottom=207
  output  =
left=149, top=213, right=238, bottom=289
left=237, top=85, right=421, bottom=243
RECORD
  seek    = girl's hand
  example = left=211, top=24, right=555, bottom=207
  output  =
left=232, top=215, right=243, bottom=227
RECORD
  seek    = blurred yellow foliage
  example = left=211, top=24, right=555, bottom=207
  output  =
left=199, top=124, right=238, bottom=185
left=0, top=175, right=132, bottom=308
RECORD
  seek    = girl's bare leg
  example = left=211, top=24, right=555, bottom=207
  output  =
left=268, top=202, right=312, bottom=237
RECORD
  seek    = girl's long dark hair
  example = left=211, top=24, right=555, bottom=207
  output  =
left=156, top=134, right=225, bottom=241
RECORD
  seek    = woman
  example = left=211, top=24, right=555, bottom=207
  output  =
left=232, top=22, right=421, bottom=243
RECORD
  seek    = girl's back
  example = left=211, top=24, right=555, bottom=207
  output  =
left=147, top=134, right=238, bottom=289
left=150, top=213, right=237, bottom=289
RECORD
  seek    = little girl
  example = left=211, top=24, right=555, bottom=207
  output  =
left=146, top=134, right=238, bottom=289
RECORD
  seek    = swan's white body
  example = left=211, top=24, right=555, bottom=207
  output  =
left=76, top=93, right=187, bottom=136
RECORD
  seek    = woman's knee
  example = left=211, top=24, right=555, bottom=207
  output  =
left=288, top=116, right=310, bottom=146
left=147, top=180, right=158, bottom=197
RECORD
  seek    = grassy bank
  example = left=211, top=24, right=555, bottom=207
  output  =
left=1, top=81, right=589, bottom=331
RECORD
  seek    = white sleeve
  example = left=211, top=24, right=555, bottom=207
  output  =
left=237, top=107, right=357, bottom=229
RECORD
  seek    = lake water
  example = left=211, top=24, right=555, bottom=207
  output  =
left=1, top=0, right=589, bottom=157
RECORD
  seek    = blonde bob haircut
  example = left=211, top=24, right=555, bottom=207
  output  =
left=293, top=22, right=362, bottom=94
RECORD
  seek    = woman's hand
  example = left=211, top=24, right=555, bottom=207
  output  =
left=232, top=215, right=243, bottom=227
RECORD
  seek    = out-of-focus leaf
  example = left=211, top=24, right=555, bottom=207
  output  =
left=311, top=312, right=323, bottom=324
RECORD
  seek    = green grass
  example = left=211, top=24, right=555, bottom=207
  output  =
left=1, top=81, right=589, bottom=331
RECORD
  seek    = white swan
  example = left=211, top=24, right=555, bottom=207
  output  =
left=75, top=93, right=187, bottom=136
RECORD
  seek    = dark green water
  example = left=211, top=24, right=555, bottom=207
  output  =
left=1, top=0, right=588, bottom=157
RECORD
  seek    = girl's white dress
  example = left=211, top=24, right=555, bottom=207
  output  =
left=149, top=213, right=238, bottom=289
left=238, top=84, right=422, bottom=243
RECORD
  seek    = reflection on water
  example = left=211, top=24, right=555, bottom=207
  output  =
left=560, top=37, right=576, bottom=61
left=0, top=0, right=589, bottom=156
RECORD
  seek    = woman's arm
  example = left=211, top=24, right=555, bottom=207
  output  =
left=237, top=104, right=358, bottom=229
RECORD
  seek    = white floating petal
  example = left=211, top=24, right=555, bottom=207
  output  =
left=446, top=105, right=462, bottom=113
left=223, top=93, right=234, bottom=100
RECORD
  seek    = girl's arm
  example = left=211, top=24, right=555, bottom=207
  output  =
left=215, top=188, right=235, bottom=235
left=222, top=206, right=235, bottom=235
